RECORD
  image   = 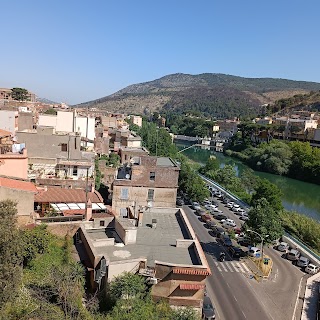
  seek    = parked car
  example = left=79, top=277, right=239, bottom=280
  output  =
left=196, top=208, right=206, bottom=216
left=228, top=246, right=245, bottom=259
left=220, top=234, right=232, bottom=247
left=192, top=202, right=201, bottom=210
left=238, top=237, right=252, bottom=246
left=176, top=198, right=184, bottom=207
left=239, top=214, right=249, bottom=221
left=213, top=226, right=225, bottom=236
left=222, top=198, right=229, bottom=204
left=222, top=219, right=236, bottom=228
left=206, top=220, right=217, bottom=229
left=232, top=204, right=240, bottom=209
left=305, top=264, right=320, bottom=275
left=296, top=256, right=310, bottom=268
left=202, top=295, right=216, bottom=320
left=215, top=214, right=227, bottom=221
left=203, top=200, right=211, bottom=206
left=286, top=249, right=301, bottom=261
left=226, top=202, right=235, bottom=208
left=248, top=247, right=261, bottom=257
left=201, top=214, right=212, bottom=223
left=277, top=242, right=289, bottom=252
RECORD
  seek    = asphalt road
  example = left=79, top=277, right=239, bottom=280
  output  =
left=183, top=202, right=305, bottom=320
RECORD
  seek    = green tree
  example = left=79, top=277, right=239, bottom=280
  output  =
left=110, top=272, right=146, bottom=300
left=0, top=200, right=22, bottom=306
left=251, top=178, right=283, bottom=212
left=11, top=87, right=29, bottom=101
left=20, top=224, right=51, bottom=266
left=44, top=108, right=58, bottom=115
left=246, top=198, right=283, bottom=242
left=199, top=157, right=219, bottom=175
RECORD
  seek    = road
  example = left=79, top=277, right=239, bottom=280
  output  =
left=183, top=202, right=305, bottom=320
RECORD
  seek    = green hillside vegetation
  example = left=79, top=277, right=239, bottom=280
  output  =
left=75, top=73, right=320, bottom=118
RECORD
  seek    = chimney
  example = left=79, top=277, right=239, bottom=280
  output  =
left=138, top=210, right=144, bottom=227
left=85, top=198, right=92, bottom=221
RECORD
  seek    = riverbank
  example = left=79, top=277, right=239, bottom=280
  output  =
left=176, top=142, right=320, bottom=221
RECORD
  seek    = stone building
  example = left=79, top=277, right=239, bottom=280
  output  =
left=112, top=156, right=179, bottom=217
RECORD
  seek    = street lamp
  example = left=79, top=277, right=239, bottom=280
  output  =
left=247, top=229, right=269, bottom=261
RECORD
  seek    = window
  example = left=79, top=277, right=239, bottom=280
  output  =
left=100, top=220, right=105, bottom=227
left=150, top=172, right=156, bottom=181
left=73, top=166, right=78, bottom=176
left=61, top=143, right=68, bottom=152
left=147, top=189, right=154, bottom=200
left=120, top=188, right=129, bottom=200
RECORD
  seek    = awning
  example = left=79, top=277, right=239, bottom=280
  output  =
left=179, top=284, right=205, bottom=290
left=50, top=202, right=106, bottom=212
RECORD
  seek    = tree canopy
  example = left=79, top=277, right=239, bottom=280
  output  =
left=11, top=87, right=29, bottom=101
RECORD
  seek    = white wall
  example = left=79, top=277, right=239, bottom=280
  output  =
left=57, top=111, right=74, bottom=132
left=38, top=114, right=57, bottom=127
left=75, top=117, right=95, bottom=141
left=0, top=110, right=17, bottom=134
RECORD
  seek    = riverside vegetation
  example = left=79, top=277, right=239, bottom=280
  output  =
left=226, top=124, right=320, bottom=185
left=200, top=158, right=320, bottom=254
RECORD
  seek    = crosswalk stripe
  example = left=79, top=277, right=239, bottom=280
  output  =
left=213, top=261, right=222, bottom=272
left=241, top=262, right=251, bottom=272
left=225, top=262, right=234, bottom=272
left=220, top=262, right=228, bottom=272
left=233, top=262, right=242, bottom=272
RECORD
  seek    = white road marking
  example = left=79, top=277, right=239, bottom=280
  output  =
left=225, top=262, right=234, bottom=272
left=221, top=262, right=228, bottom=272
left=241, top=262, right=251, bottom=272
left=292, top=276, right=303, bottom=320
left=234, top=262, right=243, bottom=272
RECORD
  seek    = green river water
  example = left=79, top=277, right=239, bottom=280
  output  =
left=176, top=143, right=320, bottom=222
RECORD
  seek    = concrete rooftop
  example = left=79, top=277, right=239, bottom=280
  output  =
left=93, top=209, right=201, bottom=267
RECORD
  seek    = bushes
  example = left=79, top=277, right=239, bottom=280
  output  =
left=280, top=211, right=320, bottom=254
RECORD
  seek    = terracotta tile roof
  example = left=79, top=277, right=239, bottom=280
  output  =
left=62, top=210, right=113, bottom=218
left=0, top=177, right=37, bottom=192
left=0, top=129, right=11, bottom=137
left=172, top=267, right=211, bottom=276
left=179, top=283, right=205, bottom=290
left=34, top=187, right=103, bottom=203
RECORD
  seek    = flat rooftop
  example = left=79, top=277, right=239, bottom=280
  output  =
left=156, top=157, right=176, bottom=167
left=91, top=209, right=201, bottom=267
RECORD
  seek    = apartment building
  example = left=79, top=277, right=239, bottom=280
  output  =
left=16, top=126, right=94, bottom=188
left=112, top=156, right=179, bottom=217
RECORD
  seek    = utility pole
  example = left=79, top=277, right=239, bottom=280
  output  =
left=84, top=167, right=89, bottom=220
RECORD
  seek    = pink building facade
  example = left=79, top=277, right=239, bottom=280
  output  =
left=0, top=148, right=28, bottom=179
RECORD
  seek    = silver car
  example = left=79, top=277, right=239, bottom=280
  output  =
left=296, top=256, right=310, bottom=268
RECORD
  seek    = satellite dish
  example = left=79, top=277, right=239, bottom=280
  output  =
left=130, top=158, right=135, bottom=164
left=125, top=174, right=130, bottom=179
left=147, top=201, right=153, bottom=208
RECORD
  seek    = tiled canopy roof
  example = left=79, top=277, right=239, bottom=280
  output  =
left=179, top=283, right=205, bottom=290
left=0, top=177, right=37, bottom=192
left=35, top=187, right=103, bottom=203
left=0, top=129, right=11, bottom=137
left=172, top=267, right=211, bottom=276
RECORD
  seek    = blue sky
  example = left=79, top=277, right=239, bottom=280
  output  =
left=1, top=0, right=319, bottom=104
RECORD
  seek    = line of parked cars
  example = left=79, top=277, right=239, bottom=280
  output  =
left=277, top=242, right=319, bottom=274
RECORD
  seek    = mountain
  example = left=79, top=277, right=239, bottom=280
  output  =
left=74, top=73, right=320, bottom=118
left=36, top=97, right=58, bottom=104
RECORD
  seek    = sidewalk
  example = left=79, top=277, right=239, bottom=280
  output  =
left=301, top=273, right=320, bottom=320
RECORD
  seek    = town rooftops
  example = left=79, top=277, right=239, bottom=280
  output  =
left=34, top=187, right=103, bottom=203
left=0, top=177, right=38, bottom=192
left=82, top=208, right=210, bottom=271
left=0, top=129, right=12, bottom=137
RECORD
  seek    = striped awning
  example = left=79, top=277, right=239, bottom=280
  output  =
left=172, top=267, right=211, bottom=276
left=179, top=283, right=205, bottom=290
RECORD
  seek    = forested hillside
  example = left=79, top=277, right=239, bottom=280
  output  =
left=75, top=73, right=320, bottom=118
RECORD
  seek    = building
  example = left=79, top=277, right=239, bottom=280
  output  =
left=119, top=147, right=149, bottom=164
left=0, top=176, right=38, bottom=224
left=131, top=115, right=142, bottom=127
left=16, top=126, right=94, bottom=188
left=0, top=88, right=35, bottom=102
left=34, top=186, right=106, bottom=218
left=101, top=115, right=126, bottom=129
left=77, top=207, right=211, bottom=310
left=112, top=156, right=180, bottom=216
left=38, top=111, right=95, bottom=149
left=0, top=110, right=18, bottom=134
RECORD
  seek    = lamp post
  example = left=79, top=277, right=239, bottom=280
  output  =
left=247, top=229, right=269, bottom=262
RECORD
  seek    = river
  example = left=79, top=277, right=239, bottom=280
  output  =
left=176, top=142, right=320, bottom=222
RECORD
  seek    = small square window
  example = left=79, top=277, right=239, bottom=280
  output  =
left=147, top=189, right=154, bottom=200
left=61, top=143, right=68, bottom=152
left=120, top=188, right=129, bottom=200
left=150, top=172, right=155, bottom=181
left=100, top=220, right=105, bottom=227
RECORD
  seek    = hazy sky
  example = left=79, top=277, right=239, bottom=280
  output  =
left=1, top=0, right=319, bottom=104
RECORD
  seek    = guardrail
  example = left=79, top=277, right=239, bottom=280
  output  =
left=198, top=173, right=250, bottom=209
